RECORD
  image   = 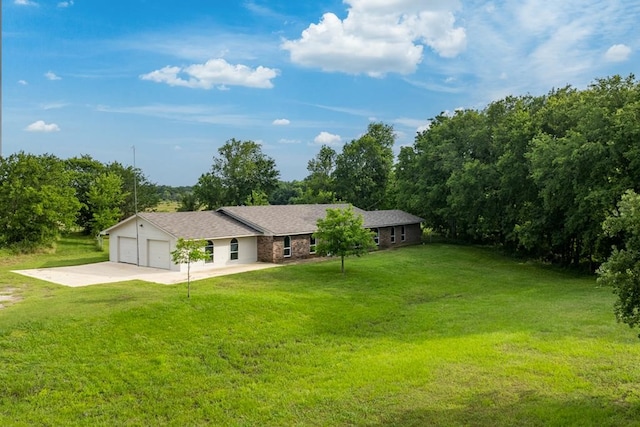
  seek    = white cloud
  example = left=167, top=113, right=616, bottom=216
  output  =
left=45, top=71, right=61, bottom=81
left=140, top=58, right=278, bottom=89
left=42, top=102, right=68, bottom=110
left=314, top=131, right=342, bottom=145
left=18, top=80, right=28, bottom=85
left=25, top=120, right=61, bottom=133
left=279, top=138, right=300, bottom=144
left=57, top=0, right=73, bottom=7
left=605, top=44, right=631, bottom=62
left=272, top=118, right=290, bottom=125
left=445, top=1, right=638, bottom=103
left=15, top=0, right=37, bottom=6
left=282, top=0, right=466, bottom=77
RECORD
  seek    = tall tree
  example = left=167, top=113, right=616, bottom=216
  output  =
left=0, top=152, right=80, bottom=250
left=598, top=190, right=640, bottom=335
left=86, top=172, right=125, bottom=238
left=313, top=206, right=376, bottom=274
left=194, top=139, right=280, bottom=208
left=66, top=155, right=107, bottom=233
left=298, top=145, right=338, bottom=204
left=333, top=122, right=395, bottom=210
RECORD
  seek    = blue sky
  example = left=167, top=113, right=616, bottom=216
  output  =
left=3, top=0, right=638, bottom=186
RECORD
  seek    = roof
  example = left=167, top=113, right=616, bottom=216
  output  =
left=102, top=205, right=424, bottom=239
left=362, top=210, right=425, bottom=228
left=218, top=204, right=423, bottom=236
left=218, top=204, right=361, bottom=236
left=103, top=211, right=261, bottom=240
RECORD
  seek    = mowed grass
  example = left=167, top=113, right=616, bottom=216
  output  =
left=1, top=238, right=640, bottom=426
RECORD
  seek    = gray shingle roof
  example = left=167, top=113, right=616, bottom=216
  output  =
left=218, top=204, right=360, bottom=236
left=138, top=211, right=260, bottom=240
left=218, top=204, right=423, bottom=236
left=103, top=205, right=424, bottom=239
left=362, top=210, right=425, bottom=228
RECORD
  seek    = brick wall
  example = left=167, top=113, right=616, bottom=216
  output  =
left=257, top=236, right=275, bottom=263
left=259, top=223, right=422, bottom=264
left=371, top=224, right=422, bottom=249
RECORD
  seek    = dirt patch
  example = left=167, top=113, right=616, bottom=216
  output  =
left=0, top=287, right=22, bottom=310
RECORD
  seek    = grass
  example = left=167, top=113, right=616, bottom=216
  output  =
left=1, top=236, right=640, bottom=426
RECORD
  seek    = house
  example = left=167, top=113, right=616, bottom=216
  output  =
left=102, top=204, right=423, bottom=272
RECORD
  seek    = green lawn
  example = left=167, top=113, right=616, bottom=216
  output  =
left=1, top=237, right=639, bottom=426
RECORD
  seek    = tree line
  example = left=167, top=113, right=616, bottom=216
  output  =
left=0, top=154, right=158, bottom=251
left=396, top=74, right=640, bottom=269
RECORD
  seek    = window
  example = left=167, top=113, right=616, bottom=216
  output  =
left=283, top=236, right=291, bottom=258
left=309, top=236, right=316, bottom=254
left=401, top=225, right=406, bottom=242
left=205, top=240, right=214, bottom=263
left=390, top=227, right=396, bottom=244
left=230, top=238, right=239, bottom=260
left=373, top=228, right=379, bottom=246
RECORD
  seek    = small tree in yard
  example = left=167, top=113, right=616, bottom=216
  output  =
left=171, top=238, right=208, bottom=298
left=313, top=206, right=376, bottom=274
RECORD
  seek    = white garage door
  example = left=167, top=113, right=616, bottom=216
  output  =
left=118, top=237, right=138, bottom=265
left=148, top=239, right=171, bottom=270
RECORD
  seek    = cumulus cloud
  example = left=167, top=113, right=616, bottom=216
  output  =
left=15, top=0, right=37, bottom=5
left=140, top=58, right=279, bottom=89
left=605, top=44, right=631, bottom=62
left=57, top=0, right=74, bottom=7
left=282, top=0, right=466, bottom=77
left=45, top=71, right=61, bottom=81
left=272, top=118, right=290, bottom=125
left=18, top=80, right=28, bottom=85
left=25, top=120, right=61, bottom=133
left=314, top=131, right=342, bottom=145
left=279, top=138, right=300, bottom=144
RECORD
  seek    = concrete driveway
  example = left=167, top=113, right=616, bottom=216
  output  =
left=13, top=262, right=281, bottom=287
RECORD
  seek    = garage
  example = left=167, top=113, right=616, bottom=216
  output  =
left=118, top=237, right=138, bottom=265
left=147, top=239, right=171, bottom=270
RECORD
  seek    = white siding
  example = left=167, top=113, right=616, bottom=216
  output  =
left=189, top=236, right=258, bottom=271
left=108, top=216, right=259, bottom=273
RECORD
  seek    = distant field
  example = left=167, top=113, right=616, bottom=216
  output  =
left=153, top=200, right=180, bottom=212
left=1, top=237, right=639, bottom=426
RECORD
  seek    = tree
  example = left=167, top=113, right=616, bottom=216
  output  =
left=170, top=238, right=209, bottom=298
left=106, top=162, right=159, bottom=219
left=194, top=139, right=280, bottom=208
left=269, top=180, right=303, bottom=205
left=299, top=145, right=337, bottom=203
left=333, top=123, right=395, bottom=210
left=313, top=206, right=376, bottom=274
left=177, top=192, right=201, bottom=212
left=244, top=189, right=269, bottom=206
left=0, top=152, right=81, bottom=251
left=66, top=155, right=107, bottom=233
left=597, top=190, right=640, bottom=335
left=86, top=172, right=125, bottom=243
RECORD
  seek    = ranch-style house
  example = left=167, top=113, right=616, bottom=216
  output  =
left=102, top=204, right=424, bottom=272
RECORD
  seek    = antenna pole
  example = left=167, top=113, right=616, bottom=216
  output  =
left=133, top=146, right=140, bottom=266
